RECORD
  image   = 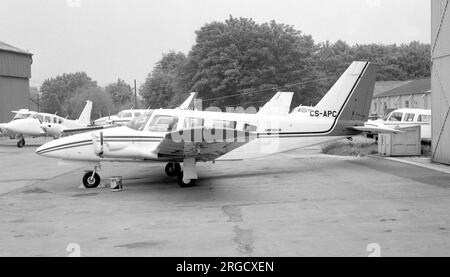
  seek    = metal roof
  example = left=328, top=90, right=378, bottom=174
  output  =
left=0, top=41, right=32, bottom=56
left=374, top=78, right=430, bottom=98
left=373, top=80, right=410, bottom=96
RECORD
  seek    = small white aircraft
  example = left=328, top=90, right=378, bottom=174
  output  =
left=37, top=61, right=384, bottom=188
left=0, top=109, right=37, bottom=138
left=94, top=109, right=151, bottom=126
left=94, top=93, right=198, bottom=127
left=366, top=108, right=431, bottom=141
left=2, top=101, right=93, bottom=147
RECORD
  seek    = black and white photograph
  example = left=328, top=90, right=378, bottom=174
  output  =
left=0, top=0, right=449, bottom=261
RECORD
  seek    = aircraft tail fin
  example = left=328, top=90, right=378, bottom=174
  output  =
left=315, top=61, right=378, bottom=126
left=178, top=92, right=198, bottom=110
left=257, top=92, right=294, bottom=116
left=77, top=100, right=93, bottom=125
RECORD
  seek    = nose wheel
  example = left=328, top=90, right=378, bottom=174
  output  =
left=176, top=173, right=197, bottom=187
left=17, top=137, right=25, bottom=148
left=82, top=171, right=101, bottom=188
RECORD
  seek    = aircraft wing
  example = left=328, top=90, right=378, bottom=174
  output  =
left=155, top=127, right=256, bottom=162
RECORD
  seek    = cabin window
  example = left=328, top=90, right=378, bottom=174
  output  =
left=212, top=120, right=236, bottom=129
left=134, top=112, right=141, bottom=118
left=417, top=114, right=431, bottom=123
left=58, top=118, right=63, bottom=124
left=122, top=112, right=132, bottom=118
left=405, top=113, right=415, bottom=122
left=184, top=117, right=204, bottom=128
left=244, top=123, right=257, bottom=132
left=388, top=112, right=403, bottom=122
left=148, top=115, right=179, bottom=132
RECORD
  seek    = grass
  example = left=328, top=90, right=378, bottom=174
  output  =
left=322, top=139, right=433, bottom=157
left=321, top=141, right=378, bottom=157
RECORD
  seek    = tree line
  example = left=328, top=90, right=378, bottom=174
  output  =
left=39, top=16, right=430, bottom=119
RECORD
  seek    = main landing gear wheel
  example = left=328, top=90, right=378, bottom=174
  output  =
left=82, top=171, right=101, bottom=188
left=165, top=162, right=181, bottom=177
left=176, top=172, right=197, bottom=188
left=17, top=138, right=25, bottom=148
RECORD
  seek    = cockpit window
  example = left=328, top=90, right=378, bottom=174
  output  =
left=126, top=111, right=153, bottom=131
left=13, top=113, right=32, bottom=120
left=148, top=115, right=178, bottom=132
left=388, top=112, right=403, bottom=122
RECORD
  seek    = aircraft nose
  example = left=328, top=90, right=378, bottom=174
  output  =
left=5, top=119, right=44, bottom=135
left=36, top=140, right=57, bottom=156
left=3, top=122, right=17, bottom=133
left=35, top=144, right=46, bottom=155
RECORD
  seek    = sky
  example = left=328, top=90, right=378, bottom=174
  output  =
left=0, top=0, right=431, bottom=88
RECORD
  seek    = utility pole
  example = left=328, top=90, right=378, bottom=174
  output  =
left=134, top=79, right=138, bottom=109
left=37, top=90, right=40, bottom=112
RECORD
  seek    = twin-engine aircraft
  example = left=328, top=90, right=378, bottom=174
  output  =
left=37, top=61, right=379, bottom=188
left=1, top=101, right=92, bottom=147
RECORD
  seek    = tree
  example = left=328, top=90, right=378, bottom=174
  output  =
left=40, top=72, right=97, bottom=115
left=66, top=85, right=114, bottom=120
left=180, top=16, right=324, bottom=108
left=139, top=51, right=187, bottom=108
left=139, top=17, right=431, bottom=110
left=105, top=79, right=134, bottom=107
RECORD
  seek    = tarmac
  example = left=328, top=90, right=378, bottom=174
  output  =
left=0, top=137, right=449, bottom=257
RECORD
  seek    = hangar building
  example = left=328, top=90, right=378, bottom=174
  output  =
left=371, top=78, right=431, bottom=117
left=0, top=41, right=33, bottom=123
left=431, top=1, right=450, bottom=165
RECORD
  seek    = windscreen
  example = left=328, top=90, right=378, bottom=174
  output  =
left=126, top=111, right=153, bottom=131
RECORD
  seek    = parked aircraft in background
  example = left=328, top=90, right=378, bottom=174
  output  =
left=366, top=108, right=431, bottom=141
left=37, top=61, right=401, bottom=188
left=94, top=109, right=152, bottom=127
left=94, top=93, right=198, bottom=127
left=1, top=101, right=92, bottom=147
left=0, top=109, right=37, bottom=138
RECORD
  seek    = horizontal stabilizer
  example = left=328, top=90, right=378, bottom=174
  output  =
left=348, top=125, right=405, bottom=134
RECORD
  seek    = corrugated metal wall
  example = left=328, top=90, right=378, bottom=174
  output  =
left=0, top=77, right=30, bottom=122
left=0, top=52, right=32, bottom=78
left=431, top=0, right=450, bottom=165
left=0, top=50, right=32, bottom=123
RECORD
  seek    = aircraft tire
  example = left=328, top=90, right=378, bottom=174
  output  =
left=165, top=162, right=181, bottom=177
left=176, top=172, right=196, bottom=188
left=17, top=139, right=25, bottom=148
left=82, top=171, right=101, bottom=188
